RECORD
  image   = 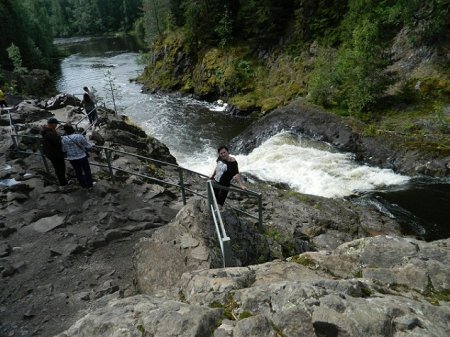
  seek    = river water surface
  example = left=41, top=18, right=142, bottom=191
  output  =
left=55, top=36, right=450, bottom=240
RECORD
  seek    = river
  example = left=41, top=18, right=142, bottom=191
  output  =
left=55, top=36, right=450, bottom=240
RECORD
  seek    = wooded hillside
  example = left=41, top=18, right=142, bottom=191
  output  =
left=140, top=0, right=449, bottom=115
left=0, top=0, right=141, bottom=72
left=1, top=0, right=449, bottom=116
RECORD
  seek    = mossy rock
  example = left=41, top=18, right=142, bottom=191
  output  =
left=261, top=97, right=283, bottom=113
left=229, top=93, right=258, bottom=111
left=418, top=77, right=450, bottom=97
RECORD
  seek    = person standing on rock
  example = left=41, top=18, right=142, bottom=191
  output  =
left=61, top=124, right=95, bottom=189
left=82, top=86, right=98, bottom=127
left=210, top=145, right=245, bottom=207
left=41, top=117, right=70, bottom=187
left=0, top=88, right=7, bottom=108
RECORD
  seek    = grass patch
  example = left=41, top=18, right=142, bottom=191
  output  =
left=424, top=276, right=450, bottom=305
left=210, top=293, right=240, bottom=320
left=239, top=311, right=253, bottom=319
left=291, top=254, right=316, bottom=268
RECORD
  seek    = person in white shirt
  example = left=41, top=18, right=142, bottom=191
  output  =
left=62, top=124, right=94, bottom=189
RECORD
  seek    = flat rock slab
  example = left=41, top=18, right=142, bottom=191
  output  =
left=31, top=214, right=65, bottom=233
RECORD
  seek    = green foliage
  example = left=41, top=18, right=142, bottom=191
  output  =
left=6, top=44, right=28, bottom=76
left=239, top=311, right=253, bottom=319
left=424, top=275, right=450, bottom=305
left=138, top=0, right=449, bottom=117
left=307, top=48, right=337, bottom=108
left=181, top=0, right=224, bottom=47
left=103, top=70, right=122, bottom=114
left=291, top=0, right=347, bottom=48
left=223, top=292, right=239, bottom=320
left=0, top=0, right=58, bottom=72
left=136, top=324, right=146, bottom=337
left=142, top=0, right=173, bottom=43
left=235, top=0, right=295, bottom=45
left=395, top=0, right=450, bottom=43
left=308, top=9, right=395, bottom=114
left=291, top=254, right=316, bottom=268
left=215, top=6, right=233, bottom=48
left=360, top=286, right=374, bottom=298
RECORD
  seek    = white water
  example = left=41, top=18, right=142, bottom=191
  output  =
left=182, top=132, right=410, bottom=198
left=57, top=50, right=410, bottom=199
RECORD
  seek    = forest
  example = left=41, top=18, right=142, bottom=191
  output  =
left=0, top=0, right=449, bottom=115
left=137, top=0, right=449, bottom=115
left=0, top=0, right=141, bottom=71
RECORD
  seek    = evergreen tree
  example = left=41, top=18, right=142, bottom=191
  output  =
left=0, top=0, right=57, bottom=71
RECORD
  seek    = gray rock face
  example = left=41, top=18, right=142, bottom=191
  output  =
left=31, top=214, right=66, bottom=233
left=63, top=201, right=450, bottom=337
left=133, top=199, right=222, bottom=295
left=55, top=295, right=223, bottom=337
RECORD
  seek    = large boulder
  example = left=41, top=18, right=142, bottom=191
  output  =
left=133, top=198, right=273, bottom=295
left=55, top=295, right=223, bottom=337
left=46, top=94, right=81, bottom=110
left=102, top=115, right=177, bottom=164
left=59, top=235, right=450, bottom=337
left=133, top=199, right=223, bottom=295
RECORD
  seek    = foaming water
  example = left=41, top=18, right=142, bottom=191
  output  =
left=179, top=132, right=410, bottom=198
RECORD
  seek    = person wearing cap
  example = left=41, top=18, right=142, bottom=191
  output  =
left=41, top=117, right=69, bottom=186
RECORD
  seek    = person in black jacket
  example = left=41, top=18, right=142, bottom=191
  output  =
left=41, top=117, right=69, bottom=186
left=210, top=145, right=245, bottom=206
left=82, top=87, right=98, bottom=126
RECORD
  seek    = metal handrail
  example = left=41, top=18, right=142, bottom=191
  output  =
left=6, top=107, right=264, bottom=266
left=207, top=181, right=263, bottom=230
left=207, top=180, right=231, bottom=267
left=74, top=106, right=97, bottom=134
left=8, top=131, right=263, bottom=228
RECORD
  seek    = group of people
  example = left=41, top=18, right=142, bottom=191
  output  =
left=41, top=86, right=99, bottom=188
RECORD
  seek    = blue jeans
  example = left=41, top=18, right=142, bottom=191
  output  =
left=69, top=156, right=93, bottom=188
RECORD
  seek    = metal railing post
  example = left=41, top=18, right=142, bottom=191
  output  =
left=223, top=238, right=231, bottom=267
left=10, top=134, right=18, bottom=149
left=104, top=148, right=115, bottom=183
left=258, top=194, right=263, bottom=230
left=207, top=181, right=233, bottom=267
left=179, top=168, right=186, bottom=205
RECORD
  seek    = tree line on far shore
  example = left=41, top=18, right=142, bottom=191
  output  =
left=1, top=0, right=448, bottom=114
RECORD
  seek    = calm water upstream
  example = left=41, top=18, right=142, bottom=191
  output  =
left=55, top=36, right=450, bottom=240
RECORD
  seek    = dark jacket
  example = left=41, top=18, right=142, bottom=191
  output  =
left=82, top=93, right=95, bottom=112
left=41, top=126, right=64, bottom=158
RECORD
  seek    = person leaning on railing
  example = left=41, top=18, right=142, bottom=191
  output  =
left=81, top=86, right=98, bottom=127
left=61, top=124, right=95, bottom=189
left=210, top=145, right=246, bottom=207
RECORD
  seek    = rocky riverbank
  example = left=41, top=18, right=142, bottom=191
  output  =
left=1, top=97, right=449, bottom=337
